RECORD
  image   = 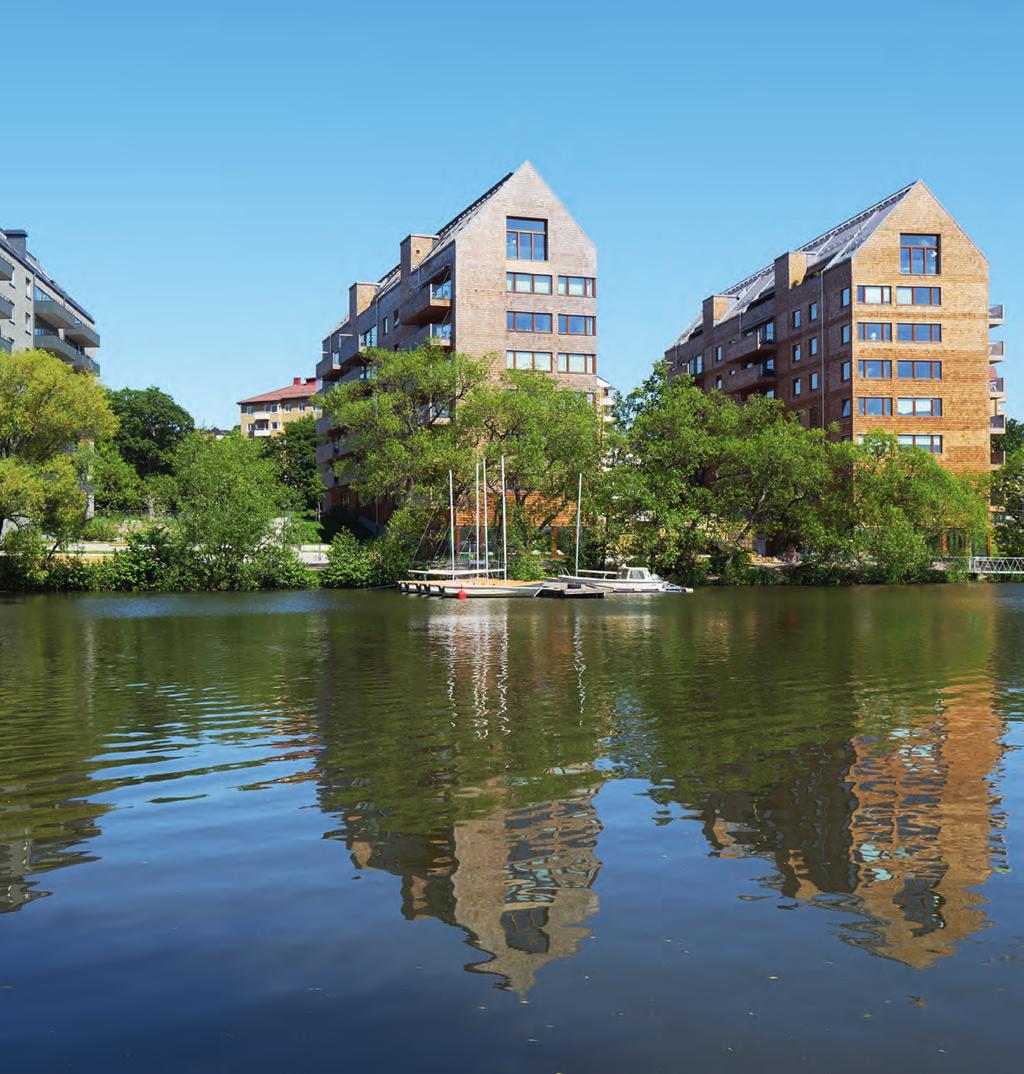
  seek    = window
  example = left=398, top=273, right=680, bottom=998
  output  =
left=900, top=234, right=940, bottom=275
left=897, top=322, right=941, bottom=342
left=792, top=343, right=801, bottom=363
left=506, top=217, right=547, bottom=260
left=506, top=350, right=553, bottom=370
left=858, top=359, right=892, bottom=378
left=897, top=359, right=942, bottom=379
left=715, top=376, right=723, bottom=390
left=298, top=404, right=306, bottom=412
left=841, top=360, right=851, bottom=382
left=507, top=272, right=552, bottom=294
left=809, top=336, right=819, bottom=356
left=383, top=315, right=389, bottom=335
left=557, top=352, right=596, bottom=374
left=898, top=433, right=943, bottom=453
left=793, top=377, right=802, bottom=397
left=284, top=403, right=293, bottom=412
left=858, top=322, right=892, bottom=341
left=557, top=275, right=596, bottom=297
left=857, top=285, right=892, bottom=304
left=859, top=397, right=892, bottom=416
left=841, top=287, right=851, bottom=307
left=246, top=405, right=254, bottom=415
left=809, top=301, right=818, bottom=321
left=792, top=309, right=802, bottom=328
left=896, top=286, right=941, bottom=306
left=841, top=324, right=851, bottom=344
left=24, top=312, right=31, bottom=333
left=270, top=404, right=279, bottom=412
left=715, top=345, right=723, bottom=363
left=809, top=407, right=819, bottom=426
left=765, top=390, right=776, bottom=399
left=691, top=354, right=704, bottom=375
left=897, top=397, right=942, bottom=416
left=359, top=324, right=378, bottom=348
left=271, top=421, right=279, bottom=430
left=558, top=314, right=595, bottom=335
left=810, top=371, right=819, bottom=390
left=393, top=308, right=400, bottom=328
left=508, top=310, right=552, bottom=333
left=840, top=398, right=852, bottom=418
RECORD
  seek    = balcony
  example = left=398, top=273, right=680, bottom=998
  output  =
left=34, top=329, right=98, bottom=372
left=1, top=335, right=12, bottom=353
left=65, top=319, right=100, bottom=348
left=34, top=295, right=79, bottom=331
left=0, top=253, right=13, bottom=280
left=402, top=278, right=452, bottom=325
left=990, top=340, right=1005, bottom=362
left=990, top=376, right=1005, bottom=397
left=990, top=415, right=1006, bottom=432
left=722, top=360, right=776, bottom=394
left=725, top=326, right=776, bottom=363
left=992, top=449, right=1006, bottom=468
left=989, top=304, right=1004, bottom=327
left=0, top=294, right=13, bottom=321
left=426, top=322, right=452, bottom=347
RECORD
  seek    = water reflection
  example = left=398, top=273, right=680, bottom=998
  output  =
left=0, top=588, right=1017, bottom=996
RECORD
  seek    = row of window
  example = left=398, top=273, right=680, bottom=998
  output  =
left=857, top=359, right=942, bottom=380
left=853, top=322, right=942, bottom=343
left=856, top=396, right=943, bottom=417
left=792, top=372, right=819, bottom=396
left=507, top=311, right=596, bottom=336
left=505, top=351, right=597, bottom=374
left=791, top=302, right=819, bottom=328
left=858, top=285, right=942, bottom=306
left=791, top=339, right=819, bottom=361
left=506, top=272, right=596, bottom=296
left=860, top=432, right=943, bottom=453
left=244, top=402, right=312, bottom=415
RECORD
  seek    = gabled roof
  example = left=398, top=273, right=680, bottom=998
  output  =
left=672, top=182, right=918, bottom=347
left=238, top=378, right=318, bottom=406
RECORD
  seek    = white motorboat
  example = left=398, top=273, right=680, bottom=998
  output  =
left=557, top=566, right=689, bottom=593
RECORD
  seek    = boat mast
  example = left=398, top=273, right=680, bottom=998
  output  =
left=475, top=462, right=480, bottom=575
left=482, top=458, right=490, bottom=577
left=448, top=470, right=456, bottom=579
left=575, top=472, right=583, bottom=576
left=501, top=454, right=508, bottom=580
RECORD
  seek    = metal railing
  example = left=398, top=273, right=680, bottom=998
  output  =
left=990, top=377, right=1005, bottom=395
left=990, top=415, right=1006, bottom=431
left=968, top=557, right=1024, bottom=575
left=430, top=280, right=452, bottom=301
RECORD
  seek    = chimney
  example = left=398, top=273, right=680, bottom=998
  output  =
left=293, top=377, right=301, bottom=385
left=349, top=282, right=378, bottom=324
left=774, top=251, right=808, bottom=290
left=304, top=377, right=316, bottom=385
left=401, top=234, right=436, bottom=276
left=702, top=295, right=730, bottom=334
left=4, top=229, right=27, bottom=255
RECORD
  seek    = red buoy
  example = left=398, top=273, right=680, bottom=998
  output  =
left=457, top=589, right=468, bottom=600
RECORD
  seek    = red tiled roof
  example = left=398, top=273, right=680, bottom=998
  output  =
left=237, top=377, right=318, bottom=406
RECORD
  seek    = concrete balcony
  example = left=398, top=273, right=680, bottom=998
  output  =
left=425, top=322, right=452, bottom=347
left=34, top=295, right=79, bottom=331
left=725, top=327, right=776, bottom=364
left=0, top=253, right=13, bottom=280
left=990, top=415, right=1006, bottom=432
left=990, top=340, right=1005, bottom=362
left=65, top=319, right=100, bottom=348
left=1, top=335, right=13, bottom=353
left=0, top=294, right=13, bottom=321
left=34, top=329, right=98, bottom=372
left=722, top=360, right=776, bottom=394
left=989, top=304, right=1004, bottom=327
left=402, top=280, right=452, bottom=325
left=990, top=376, right=1005, bottom=398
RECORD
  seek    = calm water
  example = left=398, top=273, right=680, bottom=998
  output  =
left=1, top=587, right=1023, bottom=1073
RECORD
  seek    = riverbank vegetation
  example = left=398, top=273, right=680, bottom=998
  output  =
left=0, top=346, right=1009, bottom=592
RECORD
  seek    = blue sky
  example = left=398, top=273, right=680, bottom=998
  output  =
left=3, top=0, right=1020, bottom=426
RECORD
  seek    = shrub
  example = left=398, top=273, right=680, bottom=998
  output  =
left=81, top=516, right=121, bottom=542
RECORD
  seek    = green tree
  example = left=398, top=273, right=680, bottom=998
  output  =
left=260, top=414, right=322, bottom=514
left=994, top=416, right=1023, bottom=459
left=0, top=349, right=116, bottom=558
left=171, top=432, right=290, bottom=590
left=89, top=441, right=143, bottom=514
left=107, top=386, right=194, bottom=478
left=993, top=448, right=1024, bottom=555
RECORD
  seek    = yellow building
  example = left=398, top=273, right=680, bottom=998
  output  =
left=238, top=376, right=320, bottom=438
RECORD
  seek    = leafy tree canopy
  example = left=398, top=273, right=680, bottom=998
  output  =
left=107, top=385, right=194, bottom=478
left=259, top=414, right=322, bottom=514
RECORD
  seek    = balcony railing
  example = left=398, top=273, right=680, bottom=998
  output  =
left=429, top=322, right=452, bottom=341
left=34, top=294, right=79, bottom=331
left=990, top=340, right=1005, bottom=360
left=1, top=335, right=13, bottom=353
left=403, top=278, right=453, bottom=325
left=990, top=415, right=1006, bottom=432
left=989, top=304, right=1004, bottom=326
left=0, top=253, right=13, bottom=281
left=990, top=377, right=1005, bottom=396
left=0, top=294, right=13, bottom=320
left=722, top=360, right=776, bottom=393
left=33, top=328, right=97, bottom=372
left=65, top=319, right=100, bottom=348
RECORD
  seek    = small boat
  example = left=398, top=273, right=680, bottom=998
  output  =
left=557, top=566, right=690, bottom=593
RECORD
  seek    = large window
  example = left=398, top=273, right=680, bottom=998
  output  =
left=810, top=371, right=819, bottom=390
left=900, top=234, right=940, bottom=275
left=506, top=350, right=553, bottom=370
left=857, top=285, right=891, bottom=304
left=859, top=396, right=892, bottom=416
left=858, top=359, right=892, bottom=378
left=359, top=325, right=377, bottom=348
left=792, top=309, right=802, bottom=328
left=898, top=433, right=943, bottom=453
left=558, top=314, right=595, bottom=335
left=840, top=397, right=852, bottom=418
left=897, top=397, right=942, bottom=416
left=858, top=322, right=892, bottom=341
left=506, top=272, right=552, bottom=294
left=841, top=324, right=851, bottom=344
left=793, top=377, right=802, bottom=397
left=841, top=360, right=851, bottom=381
left=809, top=336, right=819, bottom=356
left=557, top=275, right=596, bottom=297
left=897, top=322, right=942, bottom=342
left=507, top=311, right=552, bottom=333
left=557, top=352, right=596, bottom=374
left=841, top=287, right=851, bottom=307
left=506, top=217, right=547, bottom=260
left=809, top=301, right=818, bottom=321
left=897, top=359, right=942, bottom=379
left=896, top=286, right=941, bottom=306
left=792, top=343, right=801, bottom=363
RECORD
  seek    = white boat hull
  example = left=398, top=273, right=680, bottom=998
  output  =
left=557, top=574, right=672, bottom=593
